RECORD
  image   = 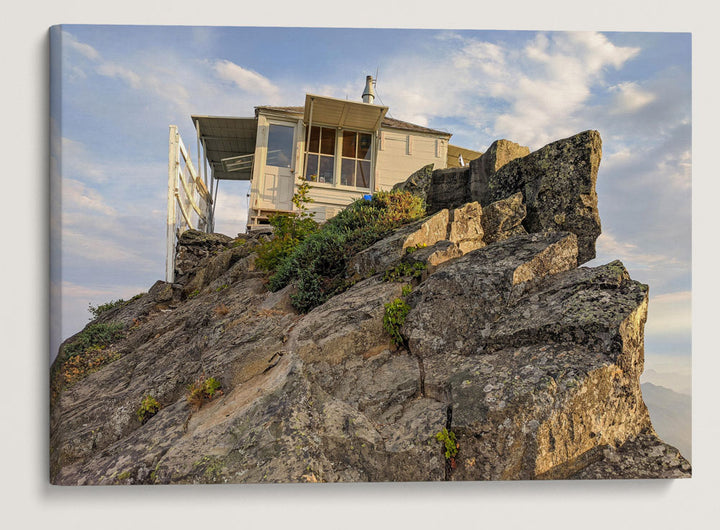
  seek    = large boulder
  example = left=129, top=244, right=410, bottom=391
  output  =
left=425, top=167, right=471, bottom=213
left=347, top=193, right=529, bottom=281
left=392, top=163, right=435, bottom=203
left=472, top=130, right=602, bottom=264
left=469, top=139, right=530, bottom=202
left=480, top=192, right=527, bottom=244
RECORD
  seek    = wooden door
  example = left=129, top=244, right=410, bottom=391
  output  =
left=259, top=123, right=295, bottom=211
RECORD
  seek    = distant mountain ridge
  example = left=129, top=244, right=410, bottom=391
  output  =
left=641, top=382, right=691, bottom=461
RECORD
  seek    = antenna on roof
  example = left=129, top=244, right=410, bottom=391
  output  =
left=372, top=67, right=392, bottom=118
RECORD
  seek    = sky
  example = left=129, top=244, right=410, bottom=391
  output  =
left=50, top=26, right=691, bottom=394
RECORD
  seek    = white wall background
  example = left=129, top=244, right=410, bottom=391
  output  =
left=3, top=1, right=717, bottom=529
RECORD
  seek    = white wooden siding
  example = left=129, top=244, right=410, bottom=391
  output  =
left=375, top=129, right=448, bottom=191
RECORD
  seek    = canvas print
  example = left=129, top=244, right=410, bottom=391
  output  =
left=49, top=26, right=691, bottom=484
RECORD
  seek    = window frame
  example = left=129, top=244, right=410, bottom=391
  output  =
left=304, top=124, right=374, bottom=191
left=264, top=122, right=296, bottom=169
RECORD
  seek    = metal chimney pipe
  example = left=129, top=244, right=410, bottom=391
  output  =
left=362, top=75, right=375, bottom=104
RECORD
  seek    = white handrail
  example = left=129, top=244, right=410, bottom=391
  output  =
left=166, top=125, right=213, bottom=282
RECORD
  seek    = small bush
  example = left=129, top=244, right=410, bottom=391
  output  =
left=51, top=322, right=125, bottom=399
left=383, top=298, right=410, bottom=348
left=435, top=427, right=459, bottom=459
left=383, top=261, right=427, bottom=282
left=187, top=376, right=223, bottom=410
left=405, top=243, right=427, bottom=254
left=88, top=299, right=125, bottom=319
left=255, top=213, right=319, bottom=272
left=137, top=395, right=161, bottom=424
left=88, top=293, right=144, bottom=319
left=61, top=322, right=125, bottom=359
left=256, top=176, right=319, bottom=273
left=401, top=284, right=413, bottom=297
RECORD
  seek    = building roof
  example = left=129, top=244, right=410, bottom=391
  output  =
left=191, top=115, right=258, bottom=181
left=254, top=105, right=451, bottom=137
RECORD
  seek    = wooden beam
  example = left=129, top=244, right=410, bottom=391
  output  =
left=338, top=103, right=349, bottom=128
left=196, top=119, right=202, bottom=192
left=175, top=190, right=194, bottom=229
left=177, top=168, right=206, bottom=218
left=166, top=126, right=179, bottom=283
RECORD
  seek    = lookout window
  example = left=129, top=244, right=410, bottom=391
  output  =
left=304, top=126, right=372, bottom=189
left=266, top=124, right=294, bottom=168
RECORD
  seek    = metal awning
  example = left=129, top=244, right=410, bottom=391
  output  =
left=303, top=94, right=388, bottom=132
left=192, top=115, right=258, bottom=180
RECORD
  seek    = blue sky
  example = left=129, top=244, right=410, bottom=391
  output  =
left=50, top=26, right=691, bottom=393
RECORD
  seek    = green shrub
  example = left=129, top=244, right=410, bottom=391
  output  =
left=255, top=213, right=319, bottom=272
left=383, top=298, right=410, bottom=348
left=61, top=322, right=125, bottom=359
left=269, top=190, right=426, bottom=313
left=187, top=376, right=223, bottom=410
left=383, top=261, right=427, bottom=282
left=435, top=428, right=459, bottom=459
left=88, top=299, right=125, bottom=319
left=401, top=284, right=413, bottom=297
left=51, top=322, right=126, bottom=400
left=405, top=243, right=427, bottom=254
left=88, top=294, right=144, bottom=319
left=137, top=395, right=161, bottom=424
left=255, top=176, right=318, bottom=273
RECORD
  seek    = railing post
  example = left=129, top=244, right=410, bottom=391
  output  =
left=166, top=125, right=179, bottom=283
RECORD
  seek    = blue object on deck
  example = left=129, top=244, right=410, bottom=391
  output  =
left=363, top=194, right=372, bottom=201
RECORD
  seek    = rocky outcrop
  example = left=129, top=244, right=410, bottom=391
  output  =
left=392, top=163, right=434, bottom=203
left=469, top=139, right=530, bottom=201
left=348, top=194, right=527, bottom=280
left=50, top=131, right=689, bottom=485
left=424, top=131, right=601, bottom=264
left=474, top=130, right=602, bottom=264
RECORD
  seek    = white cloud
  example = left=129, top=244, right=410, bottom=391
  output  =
left=213, top=185, right=250, bottom=237
left=62, top=30, right=100, bottom=60
left=561, top=32, right=640, bottom=71
left=61, top=228, right=153, bottom=266
left=61, top=136, right=107, bottom=183
left=645, top=291, right=692, bottom=338
left=213, top=60, right=280, bottom=101
left=609, top=82, right=656, bottom=114
left=658, top=149, right=692, bottom=190
left=358, top=31, right=642, bottom=150
left=602, top=147, right=634, bottom=169
left=96, top=62, right=142, bottom=89
left=491, top=32, right=640, bottom=147
left=61, top=280, right=116, bottom=299
left=594, top=231, right=681, bottom=271
left=62, top=178, right=116, bottom=216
